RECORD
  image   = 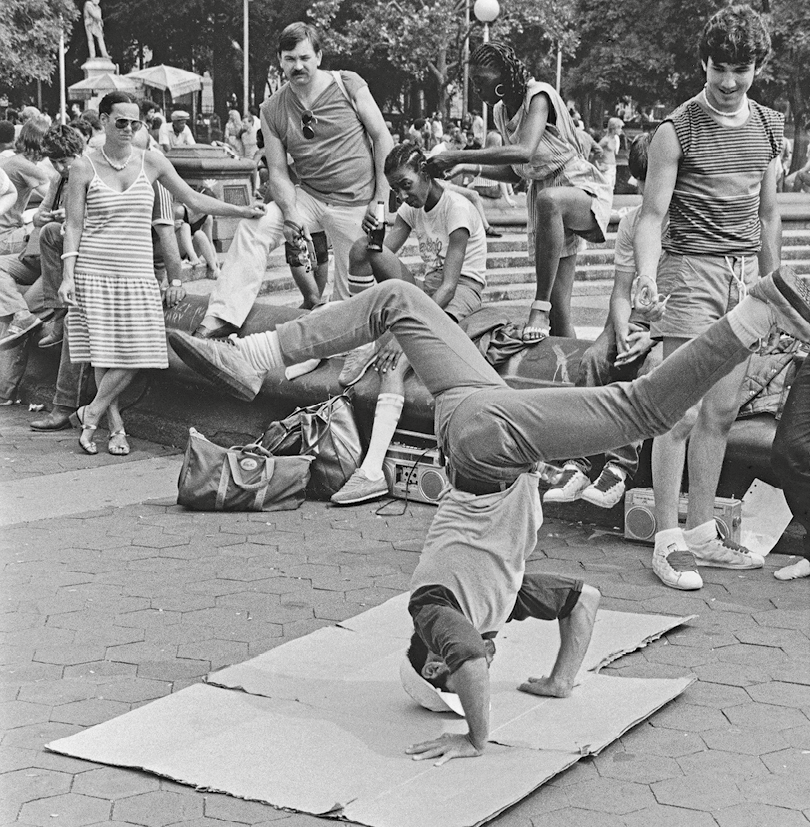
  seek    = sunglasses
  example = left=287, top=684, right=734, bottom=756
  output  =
left=301, top=110, right=317, bottom=140
left=112, top=118, right=144, bottom=132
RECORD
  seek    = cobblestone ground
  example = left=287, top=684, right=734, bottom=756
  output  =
left=1, top=406, right=808, bottom=827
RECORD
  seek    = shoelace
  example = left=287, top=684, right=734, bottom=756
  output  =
left=593, top=470, right=622, bottom=491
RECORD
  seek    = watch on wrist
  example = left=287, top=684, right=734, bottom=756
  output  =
left=170, top=279, right=182, bottom=288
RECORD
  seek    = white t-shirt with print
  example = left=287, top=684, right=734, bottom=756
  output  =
left=397, top=188, right=487, bottom=289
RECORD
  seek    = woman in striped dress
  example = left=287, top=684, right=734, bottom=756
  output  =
left=427, top=42, right=612, bottom=341
left=59, top=91, right=264, bottom=455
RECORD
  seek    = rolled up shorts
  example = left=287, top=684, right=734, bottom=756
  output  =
left=651, top=251, right=759, bottom=340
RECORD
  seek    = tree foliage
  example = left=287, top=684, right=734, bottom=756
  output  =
left=0, top=0, right=77, bottom=87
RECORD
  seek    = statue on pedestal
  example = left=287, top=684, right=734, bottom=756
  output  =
left=84, top=0, right=110, bottom=60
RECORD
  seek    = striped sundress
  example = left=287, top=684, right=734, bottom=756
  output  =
left=494, top=80, right=613, bottom=260
left=67, top=151, right=168, bottom=369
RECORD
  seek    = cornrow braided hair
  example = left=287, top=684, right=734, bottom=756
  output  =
left=383, top=141, right=430, bottom=177
left=470, top=41, right=529, bottom=107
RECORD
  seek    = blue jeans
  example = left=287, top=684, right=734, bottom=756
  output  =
left=276, top=281, right=751, bottom=486
left=566, top=326, right=662, bottom=479
left=771, top=355, right=810, bottom=556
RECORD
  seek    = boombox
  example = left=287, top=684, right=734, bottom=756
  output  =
left=624, top=487, right=742, bottom=543
left=383, top=430, right=448, bottom=505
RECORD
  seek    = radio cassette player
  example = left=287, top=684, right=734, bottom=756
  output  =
left=382, top=429, right=448, bottom=505
left=624, top=487, right=742, bottom=544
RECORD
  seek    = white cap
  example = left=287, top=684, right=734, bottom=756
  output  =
left=399, top=657, right=465, bottom=716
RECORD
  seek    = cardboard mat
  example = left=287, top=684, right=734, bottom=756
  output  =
left=48, top=594, right=694, bottom=827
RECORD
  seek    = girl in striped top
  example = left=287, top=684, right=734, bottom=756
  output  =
left=426, top=42, right=613, bottom=342
left=632, top=4, right=782, bottom=590
left=59, top=91, right=264, bottom=456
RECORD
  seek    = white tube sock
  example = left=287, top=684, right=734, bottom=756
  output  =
left=726, top=296, right=777, bottom=349
left=348, top=273, right=376, bottom=296
left=236, top=330, right=284, bottom=373
left=360, top=393, right=405, bottom=480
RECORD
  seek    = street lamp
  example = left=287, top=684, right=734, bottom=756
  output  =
left=243, top=0, right=250, bottom=114
left=473, top=0, right=499, bottom=129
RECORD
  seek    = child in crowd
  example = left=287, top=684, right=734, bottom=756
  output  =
left=332, top=141, right=488, bottom=505
left=633, top=4, right=783, bottom=590
left=546, top=134, right=662, bottom=508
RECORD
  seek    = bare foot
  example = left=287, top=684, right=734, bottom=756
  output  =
left=517, top=676, right=573, bottom=698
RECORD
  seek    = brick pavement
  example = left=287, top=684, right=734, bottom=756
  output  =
left=1, top=405, right=808, bottom=827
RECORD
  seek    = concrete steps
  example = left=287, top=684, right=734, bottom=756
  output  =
left=188, top=193, right=810, bottom=309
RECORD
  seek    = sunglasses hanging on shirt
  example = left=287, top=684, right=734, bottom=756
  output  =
left=301, top=110, right=317, bottom=140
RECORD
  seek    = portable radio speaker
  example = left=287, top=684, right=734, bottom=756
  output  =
left=624, top=487, right=742, bottom=543
left=382, top=430, right=448, bottom=505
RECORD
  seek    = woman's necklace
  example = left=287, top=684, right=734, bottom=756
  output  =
left=701, top=89, right=748, bottom=118
left=100, top=146, right=132, bottom=171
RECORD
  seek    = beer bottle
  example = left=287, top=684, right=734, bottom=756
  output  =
left=367, top=201, right=386, bottom=252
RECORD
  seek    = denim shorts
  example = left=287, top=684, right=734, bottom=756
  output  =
left=423, top=274, right=483, bottom=323
left=651, top=251, right=759, bottom=340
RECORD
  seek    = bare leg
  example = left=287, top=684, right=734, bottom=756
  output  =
left=528, top=187, right=598, bottom=339
left=289, top=262, right=322, bottom=309
left=192, top=230, right=219, bottom=273
left=549, top=254, right=577, bottom=338
left=683, top=358, right=749, bottom=529
left=105, top=397, right=130, bottom=455
left=348, top=237, right=415, bottom=285
left=652, top=337, right=697, bottom=531
left=518, top=584, right=600, bottom=697
left=176, top=225, right=200, bottom=265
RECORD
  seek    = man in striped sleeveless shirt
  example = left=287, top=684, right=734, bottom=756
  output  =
left=633, top=4, right=784, bottom=591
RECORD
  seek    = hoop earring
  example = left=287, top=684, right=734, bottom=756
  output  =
left=494, top=84, right=505, bottom=98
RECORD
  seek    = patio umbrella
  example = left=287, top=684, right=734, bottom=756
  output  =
left=126, top=65, right=202, bottom=98
left=67, top=73, right=142, bottom=101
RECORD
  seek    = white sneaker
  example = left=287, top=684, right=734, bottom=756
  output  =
left=543, top=466, right=590, bottom=503
left=653, top=543, right=703, bottom=590
left=688, top=536, right=764, bottom=569
left=580, top=466, right=627, bottom=508
left=330, top=469, right=389, bottom=505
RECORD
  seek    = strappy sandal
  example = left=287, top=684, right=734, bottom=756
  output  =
left=522, top=300, right=552, bottom=343
left=107, top=430, right=130, bottom=456
left=68, top=406, right=98, bottom=455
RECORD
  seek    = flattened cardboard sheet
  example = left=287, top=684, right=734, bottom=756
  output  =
left=48, top=599, right=695, bottom=827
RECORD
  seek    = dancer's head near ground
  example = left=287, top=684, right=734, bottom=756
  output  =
left=469, top=41, right=530, bottom=110
left=384, top=141, right=442, bottom=209
left=698, top=5, right=770, bottom=112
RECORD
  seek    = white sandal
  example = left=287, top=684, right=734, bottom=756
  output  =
left=523, top=300, right=552, bottom=343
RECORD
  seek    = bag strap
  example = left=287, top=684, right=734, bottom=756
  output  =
left=300, top=391, right=354, bottom=454
left=332, top=71, right=360, bottom=121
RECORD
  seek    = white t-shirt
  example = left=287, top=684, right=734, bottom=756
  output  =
left=158, top=122, right=196, bottom=149
left=613, top=204, right=642, bottom=272
left=397, top=188, right=487, bottom=288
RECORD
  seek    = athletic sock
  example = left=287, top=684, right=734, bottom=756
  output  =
left=654, top=527, right=686, bottom=552
left=235, top=330, right=284, bottom=373
left=360, top=393, right=405, bottom=480
left=348, top=272, right=376, bottom=296
left=683, top=519, right=717, bottom=547
left=726, top=296, right=777, bottom=349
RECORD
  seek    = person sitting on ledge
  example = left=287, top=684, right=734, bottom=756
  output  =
left=332, top=141, right=488, bottom=505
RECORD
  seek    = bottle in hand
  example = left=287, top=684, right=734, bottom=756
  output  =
left=367, top=200, right=386, bottom=252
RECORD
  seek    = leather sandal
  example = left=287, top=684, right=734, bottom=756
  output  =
left=522, top=300, right=552, bottom=343
left=107, top=430, right=130, bottom=456
left=69, top=406, right=98, bottom=455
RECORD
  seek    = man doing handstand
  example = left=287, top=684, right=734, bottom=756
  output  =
left=168, top=263, right=810, bottom=763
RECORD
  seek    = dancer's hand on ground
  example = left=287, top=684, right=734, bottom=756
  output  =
left=375, top=340, right=404, bottom=373
left=406, top=733, right=483, bottom=766
left=518, top=675, right=574, bottom=698
left=614, top=325, right=652, bottom=367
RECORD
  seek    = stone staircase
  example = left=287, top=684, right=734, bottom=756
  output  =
left=184, top=193, right=810, bottom=311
